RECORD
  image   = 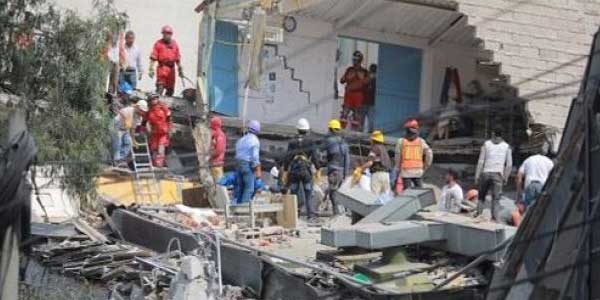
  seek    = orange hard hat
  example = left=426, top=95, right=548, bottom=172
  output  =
left=466, top=189, right=478, bottom=201
left=161, top=25, right=173, bottom=34
left=404, top=119, right=419, bottom=129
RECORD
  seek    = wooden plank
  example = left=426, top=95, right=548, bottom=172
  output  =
left=274, top=194, right=298, bottom=229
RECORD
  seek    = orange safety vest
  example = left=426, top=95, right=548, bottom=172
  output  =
left=401, top=138, right=424, bottom=170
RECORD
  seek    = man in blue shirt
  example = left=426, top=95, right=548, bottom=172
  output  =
left=235, top=120, right=261, bottom=203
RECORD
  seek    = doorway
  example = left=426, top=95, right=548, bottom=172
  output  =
left=337, top=37, right=423, bottom=134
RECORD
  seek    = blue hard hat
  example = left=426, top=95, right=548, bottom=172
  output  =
left=247, top=120, right=261, bottom=134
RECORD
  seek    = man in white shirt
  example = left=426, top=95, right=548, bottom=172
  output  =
left=516, top=150, right=554, bottom=207
left=439, top=169, right=477, bottom=214
left=475, top=127, right=513, bottom=220
left=112, top=99, right=135, bottom=167
left=120, top=31, right=143, bottom=90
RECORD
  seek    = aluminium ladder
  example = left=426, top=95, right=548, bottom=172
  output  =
left=130, top=134, right=161, bottom=205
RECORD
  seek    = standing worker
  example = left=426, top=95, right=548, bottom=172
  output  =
left=210, top=116, right=227, bottom=182
left=355, top=130, right=392, bottom=195
left=475, top=127, right=513, bottom=220
left=149, top=25, right=184, bottom=96
left=120, top=30, right=143, bottom=90
left=516, top=147, right=554, bottom=207
left=395, top=119, right=433, bottom=190
left=340, top=51, right=369, bottom=130
left=235, top=120, right=262, bottom=204
left=283, top=118, right=320, bottom=221
left=146, top=94, right=172, bottom=167
left=323, top=119, right=351, bottom=215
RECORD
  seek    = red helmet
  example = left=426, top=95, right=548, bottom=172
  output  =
left=404, top=119, right=419, bottom=129
left=161, top=25, right=173, bottom=34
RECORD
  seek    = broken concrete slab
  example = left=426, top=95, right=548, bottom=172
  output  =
left=357, top=189, right=436, bottom=225
left=355, top=221, right=445, bottom=249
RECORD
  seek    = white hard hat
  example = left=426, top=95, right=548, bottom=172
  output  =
left=270, top=166, right=279, bottom=178
left=136, top=100, right=148, bottom=112
left=296, top=118, right=310, bottom=131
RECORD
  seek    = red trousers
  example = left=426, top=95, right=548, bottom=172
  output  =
left=149, top=132, right=169, bottom=167
left=157, top=65, right=176, bottom=89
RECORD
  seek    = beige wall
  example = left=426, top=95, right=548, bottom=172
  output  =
left=55, top=0, right=201, bottom=95
left=457, top=0, right=600, bottom=129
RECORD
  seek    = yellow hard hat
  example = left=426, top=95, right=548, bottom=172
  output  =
left=371, top=130, right=384, bottom=143
left=328, top=119, right=341, bottom=130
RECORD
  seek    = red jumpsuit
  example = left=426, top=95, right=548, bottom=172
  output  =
left=147, top=103, right=171, bottom=166
left=150, top=39, right=181, bottom=94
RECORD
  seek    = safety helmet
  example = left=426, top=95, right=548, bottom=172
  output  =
left=247, top=120, right=261, bottom=134
left=136, top=100, right=148, bottom=112
left=466, top=189, right=478, bottom=201
left=161, top=25, right=174, bottom=34
left=370, top=130, right=384, bottom=143
left=328, top=119, right=342, bottom=130
left=210, top=116, right=222, bottom=129
left=404, top=119, right=419, bottom=129
left=270, top=166, right=279, bottom=178
left=296, top=118, right=310, bottom=131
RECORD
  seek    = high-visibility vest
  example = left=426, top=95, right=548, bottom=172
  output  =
left=401, top=138, right=424, bottom=170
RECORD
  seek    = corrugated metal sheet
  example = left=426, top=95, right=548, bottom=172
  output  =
left=293, top=0, right=477, bottom=48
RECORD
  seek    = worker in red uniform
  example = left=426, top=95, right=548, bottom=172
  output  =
left=146, top=94, right=172, bottom=167
left=210, top=116, right=227, bottom=182
left=149, top=25, right=184, bottom=96
left=340, top=51, right=369, bottom=130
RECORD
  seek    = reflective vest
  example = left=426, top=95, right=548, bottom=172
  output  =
left=401, top=138, right=424, bottom=170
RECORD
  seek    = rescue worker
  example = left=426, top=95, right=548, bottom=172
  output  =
left=235, top=120, right=262, bottom=204
left=355, top=130, right=392, bottom=195
left=340, top=51, right=369, bottom=130
left=323, top=119, right=350, bottom=215
left=149, top=25, right=184, bottom=96
left=516, top=146, right=554, bottom=207
left=496, top=201, right=525, bottom=227
left=475, top=127, right=513, bottom=220
left=146, top=94, right=172, bottom=167
left=131, top=98, right=148, bottom=148
left=112, top=98, right=135, bottom=167
left=283, top=118, right=320, bottom=220
left=395, top=119, right=433, bottom=190
left=438, top=169, right=476, bottom=213
left=210, top=116, right=227, bottom=182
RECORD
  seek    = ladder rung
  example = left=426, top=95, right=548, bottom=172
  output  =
left=136, top=163, right=152, bottom=167
left=136, top=167, right=153, bottom=172
left=136, top=173, right=156, bottom=177
left=133, top=153, right=149, bottom=157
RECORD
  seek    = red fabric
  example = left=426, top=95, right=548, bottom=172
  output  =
left=210, top=128, right=226, bottom=167
left=342, top=66, right=369, bottom=109
left=147, top=103, right=171, bottom=151
left=151, top=39, right=181, bottom=89
left=210, top=116, right=226, bottom=166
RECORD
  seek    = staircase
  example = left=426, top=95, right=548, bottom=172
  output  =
left=269, top=44, right=312, bottom=103
left=130, top=134, right=161, bottom=205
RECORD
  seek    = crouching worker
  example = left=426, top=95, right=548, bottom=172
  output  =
left=354, top=131, right=392, bottom=195
left=235, top=120, right=262, bottom=204
left=146, top=94, right=171, bottom=167
left=438, top=169, right=477, bottom=214
left=283, top=118, right=319, bottom=221
left=218, top=172, right=264, bottom=205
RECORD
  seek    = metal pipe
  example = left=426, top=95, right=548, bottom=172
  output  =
left=215, top=233, right=223, bottom=295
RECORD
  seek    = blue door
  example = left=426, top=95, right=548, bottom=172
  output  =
left=210, top=21, right=239, bottom=116
left=374, top=43, right=422, bottom=133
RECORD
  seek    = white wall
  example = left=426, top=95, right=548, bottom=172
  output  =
left=240, top=16, right=339, bottom=133
left=54, top=0, right=201, bottom=95
left=238, top=15, right=484, bottom=133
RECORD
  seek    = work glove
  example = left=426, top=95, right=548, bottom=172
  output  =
left=351, top=167, right=363, bottom=185
left=148, top=66, right=155, bottom=79
left=282, top=171, right=289, bottom=185
left=178, top=66, right=185, bottom=78
left=313, top=168, right=322, bottom=183
left=254, top=165, right=262, bottom=178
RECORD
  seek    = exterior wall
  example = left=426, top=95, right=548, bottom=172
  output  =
left=240, top=16, right=339, bottom=133
left=241, top=16, right=483, bottom=133
left=457, top=0, right=600, bottom=129
left=54, top=0, right=201, bottom=95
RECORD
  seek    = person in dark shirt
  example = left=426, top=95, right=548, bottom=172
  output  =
left=323, top=119, right=350, bottom=215
left=283, top=118, right=320, bottom=220
left=362, top=64, right=377, bottom=132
